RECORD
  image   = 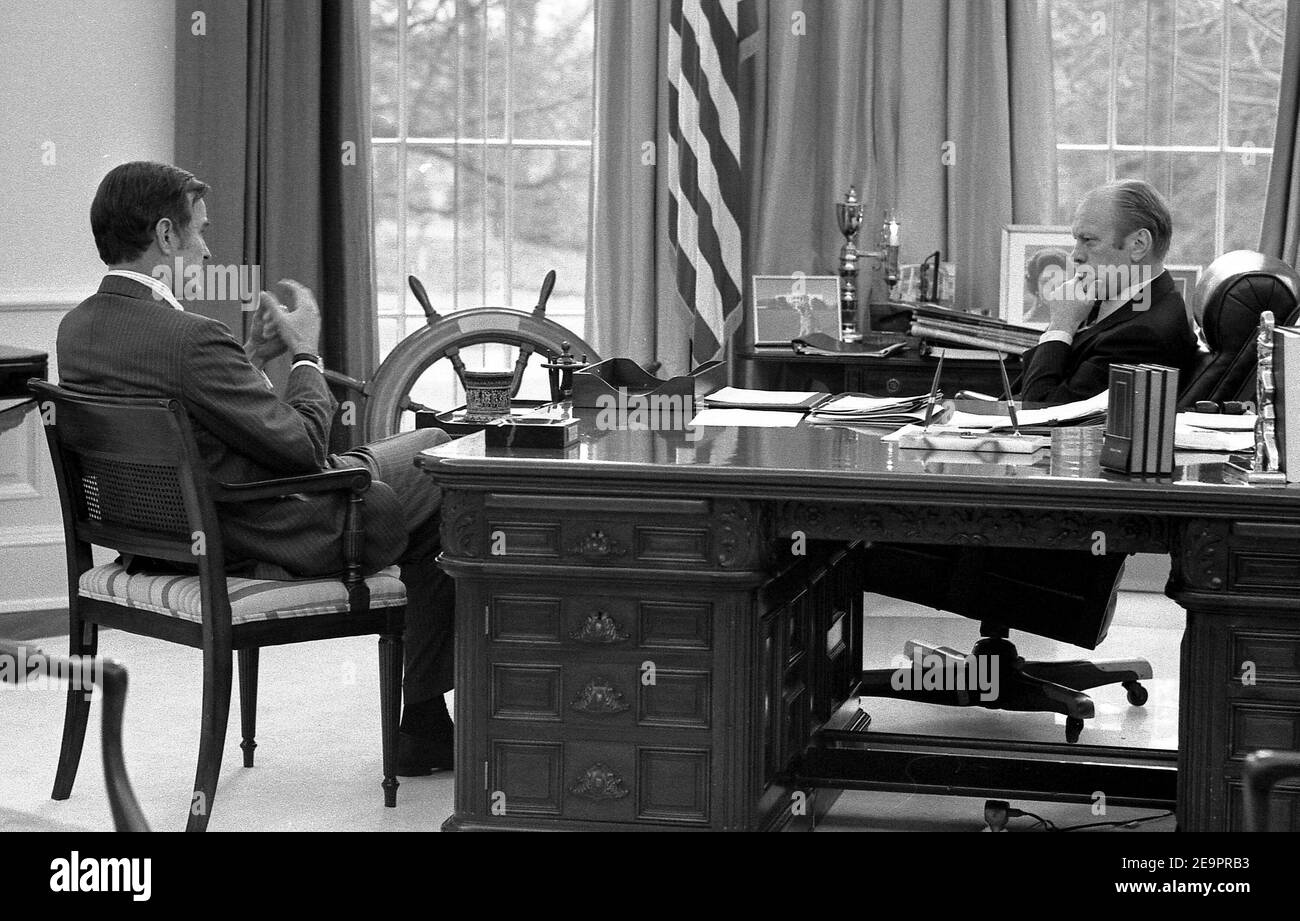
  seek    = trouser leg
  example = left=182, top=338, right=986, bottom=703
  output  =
left=335, top=427, right=456, bottom=703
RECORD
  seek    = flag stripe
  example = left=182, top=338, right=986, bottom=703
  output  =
left=667, top=0, right=747, bottom=365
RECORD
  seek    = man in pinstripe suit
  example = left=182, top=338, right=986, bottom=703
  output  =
left=58, top=161, right=454, bottom=774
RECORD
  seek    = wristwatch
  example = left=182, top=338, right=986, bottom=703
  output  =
left=291, top=352, right=324, bottom=373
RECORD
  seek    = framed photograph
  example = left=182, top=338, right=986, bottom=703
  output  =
left=1166, top=265, right=1203, bottom=325
left=751, top=274, right=841, bottom=345
left=999, top=225, right=1075, bottom=329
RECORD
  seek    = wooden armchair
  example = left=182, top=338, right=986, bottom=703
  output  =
left=28, top=380, right=406, bottom=832
left=1, top=640, right=149, bottom=831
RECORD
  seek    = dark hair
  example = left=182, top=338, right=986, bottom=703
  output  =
left=1025, top=247, right=1069, bottom=286
left=1097, top=179, right=1173, bottom=261
left=90, top=161, right=209, bottom=265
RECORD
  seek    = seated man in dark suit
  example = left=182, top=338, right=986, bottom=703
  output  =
left=57, top=161, right=452, bottom=775
left=1019, top=178, right=1200, bottom=404
left=869, top=179, right=1201, bottom=657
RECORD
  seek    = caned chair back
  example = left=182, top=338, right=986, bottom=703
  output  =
left=27, top=380, right=226, bottom=576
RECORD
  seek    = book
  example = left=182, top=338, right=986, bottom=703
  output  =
left=908, top=323, right=1032, bottom=355
left=1101, top=364, right=1136, bottom=470
left=1274, top=326, right=1300, bottom=481
left=1130, top=365, right=1149, bottom=473
left=1159, top=367, right=1179, bottom=473
left=1139, top=364, right=1163, bottom=474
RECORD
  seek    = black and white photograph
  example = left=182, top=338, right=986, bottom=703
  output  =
left=999, top=225, right=1077, bottom=328
left=751, top=274, right=840, bottom=343
left=2, top=0, right=1300, bottom=889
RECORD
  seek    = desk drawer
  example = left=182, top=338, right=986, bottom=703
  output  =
left=489, top=660, right=712, bottom=731
left=1228, top=630, right=1300, bottom=687
left=483, top=494, right=714, bottom=569
left=488, top=591, right=713, bottom=652
left=1227, top=701, right=1300, bottom=760
left=488, top=737, right=712, bottom=826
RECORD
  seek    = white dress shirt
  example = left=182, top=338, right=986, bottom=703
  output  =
left=105, top=269, right=185, bottom=311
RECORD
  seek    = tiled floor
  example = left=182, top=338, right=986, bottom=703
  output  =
left=0, top=591, right=1182, bottom=832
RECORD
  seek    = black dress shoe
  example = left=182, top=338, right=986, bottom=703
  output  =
left=397, top=730, right=454, bottom=776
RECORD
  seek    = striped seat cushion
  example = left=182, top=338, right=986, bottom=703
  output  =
left=78, top=563, right=405, bottom=626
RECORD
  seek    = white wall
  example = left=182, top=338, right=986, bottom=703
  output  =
left=0, top=0, right=176, bottom=617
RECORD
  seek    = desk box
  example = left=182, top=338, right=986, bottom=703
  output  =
left=1, top=346, right=48, bottom=397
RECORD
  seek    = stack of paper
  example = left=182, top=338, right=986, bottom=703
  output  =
left=946, top=390, right=1110, bottom=431
left=1175, top=412, right=1257, bottom=452
left=702, top=387, right=829, bottom=411
left=806, top=393, right=942, bottom=426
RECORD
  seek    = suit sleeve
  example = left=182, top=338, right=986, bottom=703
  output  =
left=1018, top=340, right=1114, bottom=405
left=179, top=320, right=336, bottom=474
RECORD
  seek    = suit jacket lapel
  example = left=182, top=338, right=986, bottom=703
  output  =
left=1073, top=270, right=1175, bottom=348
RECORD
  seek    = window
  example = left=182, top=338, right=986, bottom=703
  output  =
left=1050, top=0, right=1288, bottom=268
left=370, top=0, right=595, bottom=408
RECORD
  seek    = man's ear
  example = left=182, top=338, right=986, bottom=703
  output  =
left=154, top=217, right=177, bottom=256
left=1128, top=228, right=1152, bottom=262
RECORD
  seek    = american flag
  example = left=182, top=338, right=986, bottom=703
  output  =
left=667, top=0, right=754, bottom=366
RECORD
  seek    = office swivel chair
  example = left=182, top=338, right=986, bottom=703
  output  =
left=857, top=251, right=1300, bottom=742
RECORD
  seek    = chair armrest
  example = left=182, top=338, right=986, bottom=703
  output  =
left=212, top=467, right=372, bottom=502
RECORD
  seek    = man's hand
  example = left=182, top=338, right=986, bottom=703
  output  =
left=1043, top=271, right=1097, bottom=335
left=243, top=293, right=287, bottom=368
left=261, top=279, right=323, bottom=357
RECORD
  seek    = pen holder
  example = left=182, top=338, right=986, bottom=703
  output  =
left=462, top=370, right=514, bottom=423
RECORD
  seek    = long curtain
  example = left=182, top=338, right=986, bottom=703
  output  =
left=747, top=0, right=1058, bottom=319
left=589, top=0, right=1058, bottom=373
left=586, top=0, right=688, bottom=371
left=174, top=0, right=377, bottom=446
left=1261, top=12, right=1300, bottom=267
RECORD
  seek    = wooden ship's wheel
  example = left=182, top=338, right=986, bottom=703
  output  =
left=325, top=270, right=600, bottom=442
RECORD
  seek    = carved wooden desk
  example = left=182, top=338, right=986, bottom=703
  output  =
left=417, top=420, right=1300, bottom=832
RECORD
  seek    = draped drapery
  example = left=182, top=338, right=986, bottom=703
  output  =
left=588, top=0, right=1058, bottom=373
left=1261, top=12, right=1300, bottom=267
left=747, top=0, right=1058, bottom=320
left=174, top=0, right=377, bottom=446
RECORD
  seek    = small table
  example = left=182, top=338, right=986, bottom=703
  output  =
left=0, top=398, right=37, bottom=436
left=746, top=343, right=1021, bottom=398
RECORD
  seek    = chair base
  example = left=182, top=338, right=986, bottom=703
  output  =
left=858, top=635, right=1152, bottom=743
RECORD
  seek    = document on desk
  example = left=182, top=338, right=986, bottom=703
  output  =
left=946, top=390, right=1110, bottom=430
left=689, top=408, right=804, bottom=427
left=1175, top=414, right=1257, bottom=452
left=702, top=387, right=828, bottom=411
left=883, top=423, right=1049, bottom=453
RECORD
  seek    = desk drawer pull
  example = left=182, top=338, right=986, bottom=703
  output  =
left=886, top=377, right=902, bottom=394
left=571, top=611, right=630, bottom=644
left=570, top=763, right=631, bottom=800
left=570, top=678, right=630, bottom=715
left=566, top=530, right=628, bottom=562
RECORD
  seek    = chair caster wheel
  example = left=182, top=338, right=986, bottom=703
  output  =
left=1124, top=681, right=1148, bottom=706
left=1065, top=717, right=1084, bottom=743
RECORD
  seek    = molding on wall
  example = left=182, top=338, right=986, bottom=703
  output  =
left=0, top=596, right=66, bottom=617
left=0, top=524, right=64, bottom=549
left=0, top=291, right=80, bottom=311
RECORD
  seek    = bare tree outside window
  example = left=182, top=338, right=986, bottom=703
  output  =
left=370, top=0, right=594, bottom=410
left=1050, top=0, right=1287, bottom=269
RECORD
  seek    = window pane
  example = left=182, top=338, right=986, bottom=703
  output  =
left=511, top=0, right=594, bottom=140
left=371, top=0, right=399, bottom=137
left=406, top=0, right=463, bottom=138
left=1170, top=0, right=1223, bottom=148
left=374, top=143, right=402, bottom=315
left=511, top=147, right=589, bottom=320
left=1051, top=0, right=1112, bottom=146
left=1162, top=154, right=1219, bottom=266
left=405, top=146, right=458, bottom=312
left=1224, top=152, right=1271, bottom=253
left=1056, top=148, right=1109, bottom=222
left=1227, top=0, right=1287, bottom=148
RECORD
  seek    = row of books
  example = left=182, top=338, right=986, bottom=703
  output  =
left=1101, top=364, right=1179, bottom=475
left=907, top=304, right=1039, bottom=356
left=1273, top=325, right=1300, bottom=480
